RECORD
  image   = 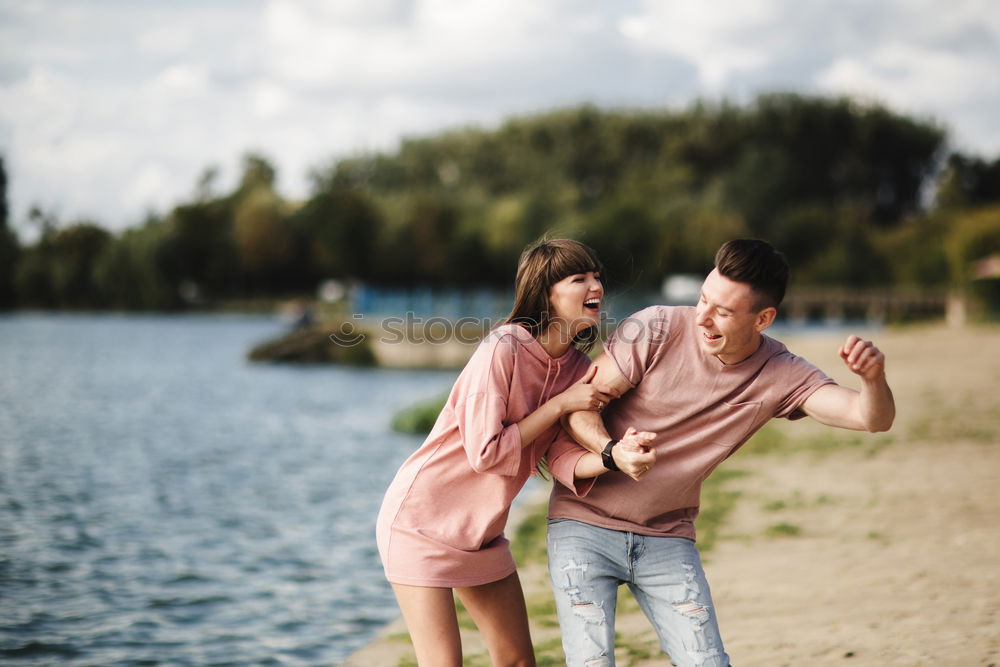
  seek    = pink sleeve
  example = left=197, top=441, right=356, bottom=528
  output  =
left=604, top=307, right=671, bottom=387
left=453, top=335, right=523, bottom=476
left=773, top=354, right=837, bottom=420
left=546, top=432, right=596, bottom=497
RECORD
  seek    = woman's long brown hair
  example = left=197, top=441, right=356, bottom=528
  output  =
left=502, top=238, right=605, bottom=353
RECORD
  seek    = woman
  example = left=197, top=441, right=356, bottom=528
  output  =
left=376, top=239, right=646, bottom=666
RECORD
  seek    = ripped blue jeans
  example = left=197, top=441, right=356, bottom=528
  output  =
left=547, top=519, right=731, bottom=667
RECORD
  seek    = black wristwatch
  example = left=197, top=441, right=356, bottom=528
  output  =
left=601, top=439, right=620, bottom=472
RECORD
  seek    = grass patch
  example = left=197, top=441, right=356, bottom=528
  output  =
left=616, top=585, right=642, bottom=615
left=511, top=503, right=551, bottom=566
left=745, top=422, right=896, bottom=458
left=391, top=393, right=448, bottom=434
left=907, top=387, right=1000, bottom=444
left=695, top=467, right=748, bottom=553
left=533, top=637, right=567, bottom=666
left=744, top=422, right=790, bottom=454
left=762, top=491, right=838, bottom=513
left=526, top=593, right=560, bottom=627
left=867, top=531, right=890, bottom=544
left=461, top=652, right=491, bottom=667
left=454, top=598, right=477, bottom=630
left=616, top=630, right=659, bottom=664
left=908, top=408, right=1000, bottom=443
left=765, top=522, right=802, bottom=537
left=763, top=499, right=788, bottom=512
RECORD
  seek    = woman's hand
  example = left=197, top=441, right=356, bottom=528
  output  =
left=555, top=365, right=619, bottom=414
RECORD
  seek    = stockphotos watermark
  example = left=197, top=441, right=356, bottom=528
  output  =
left=327, top=312, right=668, bottom=347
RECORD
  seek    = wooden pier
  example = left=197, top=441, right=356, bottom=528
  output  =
left=780, top=287, right=961, bottom=326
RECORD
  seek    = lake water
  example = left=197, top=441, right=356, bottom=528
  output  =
left=0, top=314, right=458, bottom=666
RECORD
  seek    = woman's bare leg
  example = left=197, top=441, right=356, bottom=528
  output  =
left=456, top=571, right=536, bottom=667
left=391, top=583, right=462, bottom=666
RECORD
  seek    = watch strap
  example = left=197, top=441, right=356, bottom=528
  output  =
left=601, top=439, right=620, bottom=472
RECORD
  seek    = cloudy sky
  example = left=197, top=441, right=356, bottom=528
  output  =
left=2, top=0, right=999, bottom=233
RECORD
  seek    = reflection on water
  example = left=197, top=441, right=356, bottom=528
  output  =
left=0, top=314, right=455, bottom=666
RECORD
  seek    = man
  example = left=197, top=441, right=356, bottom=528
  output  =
left=549, top=239, right=895, bottom=667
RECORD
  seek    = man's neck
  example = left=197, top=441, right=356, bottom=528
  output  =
left=717, top=333, right=763, bottom=365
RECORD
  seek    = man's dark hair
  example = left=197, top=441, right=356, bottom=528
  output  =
left=714, top=239, right=789, bottom=311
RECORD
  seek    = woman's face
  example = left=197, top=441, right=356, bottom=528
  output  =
left=546, top=271, right=604, bottom=336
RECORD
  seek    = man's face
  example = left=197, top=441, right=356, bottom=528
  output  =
left=695, top=269, right=773, bottom=364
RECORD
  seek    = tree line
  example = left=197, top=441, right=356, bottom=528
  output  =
left=1, top=93, right=999, bottom=312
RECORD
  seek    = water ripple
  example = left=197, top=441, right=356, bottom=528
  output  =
left=0, top=314, right=454, bottom=665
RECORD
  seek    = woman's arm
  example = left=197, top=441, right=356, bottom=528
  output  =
left=573, top=452, right=608, bottom=478
left=515, top=364, right=618, bottom=448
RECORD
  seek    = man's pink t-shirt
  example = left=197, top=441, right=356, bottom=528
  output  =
left=548, top=306, right=835, bottom=540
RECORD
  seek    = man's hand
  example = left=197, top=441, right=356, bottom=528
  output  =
left=802, top=334, right=895, bottom=432
left=613, top=426, right=656, bottom=481
left=839, top=335, right=886, bottom=382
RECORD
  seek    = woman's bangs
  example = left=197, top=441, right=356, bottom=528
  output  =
left=546, top=244, right=603, bottom=285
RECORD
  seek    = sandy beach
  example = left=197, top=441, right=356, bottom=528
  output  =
left=344, top=323, right=1000, bottom=666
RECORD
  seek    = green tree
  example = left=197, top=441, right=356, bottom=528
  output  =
left=166, top=199, right=239, bottom=300
left=49, top=223, right=112, bottom=307
left=232, top=188, right=296, bottom=290
left=0, top=155, right=20, bottom=308
left=873, top=214, right=950, bottom=288
left=230, top=154, right=300, bottom=293
left=16, top=219, right=111, bottom=308
left=944, top=205, right=1000, bottom=315
left=292, top=187, right=381, bottom=281
left=93, top=217, right=179, bottom=309
left=583, top=199, right=660, bottom=289
left=936, top=154, right=1000, bottom=208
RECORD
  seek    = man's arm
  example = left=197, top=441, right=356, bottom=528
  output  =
left=562, top=352, right=656, bottom=480
left=800, top=335, right=895, bottom=432
left=562, top=352, right=632, bottom=452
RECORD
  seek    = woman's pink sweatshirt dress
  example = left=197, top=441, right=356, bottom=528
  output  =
left=376, top=324, right=596, bottom=587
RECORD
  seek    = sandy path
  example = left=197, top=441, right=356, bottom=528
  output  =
left=345, top=324, right=1000, bottom=666
left=693, top=326, right=1000, bottom=666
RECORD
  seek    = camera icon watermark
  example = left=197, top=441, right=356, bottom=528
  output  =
left=327, top=314, right=367, bottom=347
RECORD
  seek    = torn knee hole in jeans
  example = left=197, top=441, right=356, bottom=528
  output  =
left=672, top=600, right=711, bottom=625
left=571, top=600, right=607, bottom=624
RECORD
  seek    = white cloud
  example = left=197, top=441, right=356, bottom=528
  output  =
left=819, top=43, right=979, bottom=107
left=817, top=41, right=1000, bottom=151
left=619, top=0, right=781, bottom=89
left=1, top=0, right=999, bottom=233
